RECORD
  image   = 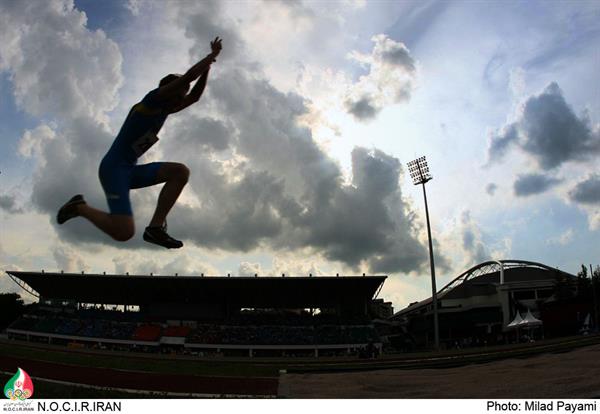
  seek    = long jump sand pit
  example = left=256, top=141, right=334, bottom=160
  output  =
left=280, top=343, right=600, bottom=398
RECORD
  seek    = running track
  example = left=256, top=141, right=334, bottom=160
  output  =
left=0, top=355, right=278, bottom=397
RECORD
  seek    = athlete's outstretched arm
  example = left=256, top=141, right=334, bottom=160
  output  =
left=168, top=67, right=210, bottom=114
left=189, top=67, right=210, bottom=101
left=156, top=36, right=222, bottom=101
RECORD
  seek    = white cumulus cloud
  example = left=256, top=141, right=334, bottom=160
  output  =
left=0, top=0, right=123, bottom=123
left=345, top=34, right=418, bottom=121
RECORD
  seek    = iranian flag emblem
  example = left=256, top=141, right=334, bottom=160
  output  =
left=4, top=368, right=34, bottom=400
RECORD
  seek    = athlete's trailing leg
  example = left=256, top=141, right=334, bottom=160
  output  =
left=148, top=162, right=190, bottom=228
left=143, top=162, right=190, bottom=249
left=57, top=195, right=134, bottom=241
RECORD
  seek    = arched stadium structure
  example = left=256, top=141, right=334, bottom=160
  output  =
left=4, top=271, right=392, bottom=358
left=390, top=259, right=584, bottom=349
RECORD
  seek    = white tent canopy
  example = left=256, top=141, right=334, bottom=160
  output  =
left=507, top=311, right=524, bottom=329
left=520, top=309, right=543, bottom=327
left=507, top=309, right=543, bottom=329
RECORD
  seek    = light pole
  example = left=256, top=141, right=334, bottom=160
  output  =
left=590, top=264, right=598, bottom=332
left=407, top=156, right=439, bottom=350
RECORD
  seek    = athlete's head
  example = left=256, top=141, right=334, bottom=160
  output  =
left=159, top=74, right=182, bottom=87
left=159, top=74, right=190, bottom=107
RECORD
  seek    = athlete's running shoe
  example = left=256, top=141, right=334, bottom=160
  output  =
left=57, top=194, right=86, bottom=224
left=143, top=224, right=183, bottom=249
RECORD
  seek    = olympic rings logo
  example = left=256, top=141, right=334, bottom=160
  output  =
left=5, top=388, right=32, bottom=401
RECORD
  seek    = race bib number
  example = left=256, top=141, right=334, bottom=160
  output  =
left=131, top=130, right=159, bottom=157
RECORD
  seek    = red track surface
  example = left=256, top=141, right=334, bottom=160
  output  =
left=0, top=356, right=278, bottom=397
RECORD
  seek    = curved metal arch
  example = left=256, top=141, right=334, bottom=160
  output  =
left=6, top=272, right=39, bottom=299
left=438, top=259, right=562, bottom=296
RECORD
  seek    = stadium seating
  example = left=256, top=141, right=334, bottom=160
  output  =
left=9, top=316, right=37, bottom=331
left=132, top=324, right=162, bottom=341
left=8, top=306, right=381, bottom=350
left=55, top=318, right=82, bottom=335
left=163, top=326, right=191, bottom=337
left=32, top=318, right=61, bottom=333
left=185, top=324, right=379, bottom=346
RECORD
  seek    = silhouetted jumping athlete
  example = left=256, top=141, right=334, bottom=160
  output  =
left=57, top=37, right=223, bottom=249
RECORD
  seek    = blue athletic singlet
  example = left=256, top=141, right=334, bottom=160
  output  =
left=99, top=89, right=169, bottom=216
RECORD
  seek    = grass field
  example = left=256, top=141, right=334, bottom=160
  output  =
left=0, top=341, right=279, bottom=377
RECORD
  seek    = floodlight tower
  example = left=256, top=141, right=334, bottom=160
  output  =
left=407, top=156, right=439, bottom=350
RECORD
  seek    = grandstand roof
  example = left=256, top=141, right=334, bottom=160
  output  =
left=6, top=271, right=386, bottom=309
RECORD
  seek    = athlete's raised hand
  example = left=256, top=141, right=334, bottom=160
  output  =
left=210, top=37, right=222, bottom=58
left=158, top=36, right=221, bottom=101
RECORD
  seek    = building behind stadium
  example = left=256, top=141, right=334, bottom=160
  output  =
left=390, top=260, right=594, bottom=350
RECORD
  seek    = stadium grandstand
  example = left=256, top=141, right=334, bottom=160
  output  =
left=5, top=271, right=389, bottom=357
left=391, top=259, right=588, bottom=349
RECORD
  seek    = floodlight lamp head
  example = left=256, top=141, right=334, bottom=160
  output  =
left=407, top=156, right=432, bottom=185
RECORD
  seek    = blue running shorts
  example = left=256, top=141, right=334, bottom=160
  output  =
left=99, top=155, right=163, bottom=216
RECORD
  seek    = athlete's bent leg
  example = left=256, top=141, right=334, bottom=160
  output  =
left=77, top=206, right=134, bottom=241
left=148, top=162, right=190, bottom=227
left=57, top=194, right=135, bottom=242
left=127, top=161, right=187, bottom=249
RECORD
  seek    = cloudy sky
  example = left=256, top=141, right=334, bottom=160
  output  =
left=1, top=0, right=599, bottom=311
